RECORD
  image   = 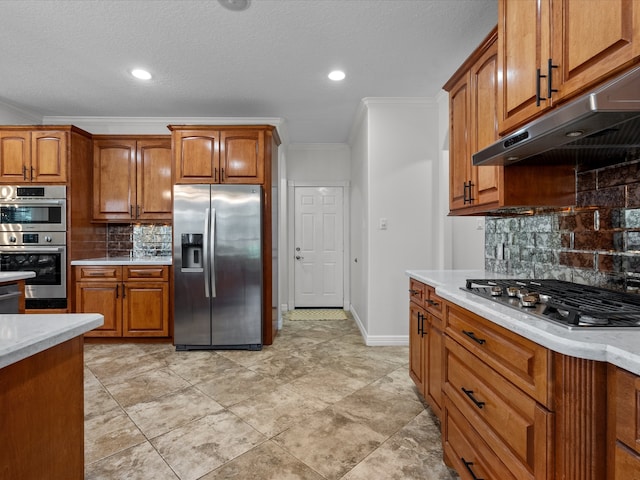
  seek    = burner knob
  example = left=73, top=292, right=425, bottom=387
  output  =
left=9, top=236, right=16, bottom=243
left=45, top=236, right=52, bottom=243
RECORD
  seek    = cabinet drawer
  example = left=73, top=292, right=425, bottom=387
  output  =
left=614, top=367, right=640, bottom=454
left=124, top=266, right=168, bottom=281
left=425, top=284, right=443, bottom=318
left=444, top=397, right=516, bottom=480
left=409, top=278, right=426, bottom=307
left=75, top=266, right=122, bottom=281
left=445, top=337, right=552, bottom=480
left=445, top=302, right=552, bottom=407
left=614, top=442, right=640, bottom=480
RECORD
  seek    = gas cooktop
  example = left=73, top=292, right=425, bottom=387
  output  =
left=463, top=279, right=640, bottom=329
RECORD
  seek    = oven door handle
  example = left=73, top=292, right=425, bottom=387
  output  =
left=0, top=291, right=21, bottom=302
left=0, top=199, right=64, bottom=204
left=0, top=200, right=64, bottom=206
left=0, top=246, right=64, bottom=253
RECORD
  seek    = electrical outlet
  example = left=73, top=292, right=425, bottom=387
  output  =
left=379, top=218, right=388, bottom=230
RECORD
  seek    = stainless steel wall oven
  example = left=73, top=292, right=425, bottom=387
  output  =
left=0, top=185, right=66, bottom=231
left=0, top=186, right=67, bottom=309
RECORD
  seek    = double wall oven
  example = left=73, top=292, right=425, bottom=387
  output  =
left=0, top=185, right=67, bottom=309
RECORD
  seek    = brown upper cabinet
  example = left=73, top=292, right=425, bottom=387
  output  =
left=445, top=27, right=576, bottom=215
left=93, top=136, right=172, bottom=222
left=0, top=129, right=68, bottom=183
left=498, top=0, right=640, bottom=135
left=446, top=28, right=501, bottom=213
left=170, top=126, right=266, bottom=184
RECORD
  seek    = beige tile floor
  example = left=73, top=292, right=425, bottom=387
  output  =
left=84, top=316, right=459, bottom=480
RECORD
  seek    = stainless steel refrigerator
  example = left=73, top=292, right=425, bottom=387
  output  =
left=173, top=184, right=263, bottom=350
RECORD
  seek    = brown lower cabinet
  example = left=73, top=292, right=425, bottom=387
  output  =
left=0, top=336, right=84, bottom=478
left=409, top=278, right=619, bottom=480
left=409, top=279, right=444, bottom=420
left=609, top=365, right=640, bottom=480
left=75, top=265, right=170, bottom=338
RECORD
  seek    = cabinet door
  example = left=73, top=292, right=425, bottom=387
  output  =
left=448, top=73, right=472, bottom=212
left=614, top=367, right=640, bottom=453
left=471, top=42, right=500, bottom=208
left=614, top=443, right=640, bottom=480
left=551, top=0, right=640, bottom=101
left=173, top=130, right=220, bottom=183
left=409, top=303, right=426, bottom=393
left=498, top=0, right=552, bottom=134
left=123, top=282, right=169, bottom=337
left=31, top=131, right=67, bottom=183
left=137, top=138, right=172, bottom=220
left=93, top=139, right=136, bottom=220
left=0, top=131, right=30, bottom=183
left=219, top=129, right=264, bottom=184
left=76, top=282, right=122, bottom=337
left=426, top=320, right=444, bottom=419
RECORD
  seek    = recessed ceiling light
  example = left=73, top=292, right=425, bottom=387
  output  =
left=218, top=0, right=251, bottom=11
left=328, top=70, right=346, bottom=81
left=131, top=69, right=152, bottom=80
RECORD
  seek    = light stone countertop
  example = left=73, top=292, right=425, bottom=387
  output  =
left=0, top=313, right=103, bottom=369
left=406, top=269, right=640, bottom=376
left=0, top=271, right=36, bottom=282
left=71, top=256, right=172, bottom=266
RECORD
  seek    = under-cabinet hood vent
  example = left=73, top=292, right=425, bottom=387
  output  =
left=473, top=65, right=640, bottom=167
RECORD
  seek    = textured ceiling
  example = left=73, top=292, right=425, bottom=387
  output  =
left=0, top=0, right=497, bottom=143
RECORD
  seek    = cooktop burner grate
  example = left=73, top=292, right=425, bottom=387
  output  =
left=463, top=279, right=640, bottom=328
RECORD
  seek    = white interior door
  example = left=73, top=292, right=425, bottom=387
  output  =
left=294, top=186, right=344, bottom=307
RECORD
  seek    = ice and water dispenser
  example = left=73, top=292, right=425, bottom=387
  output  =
left=181, top=233, right=203, bottom=270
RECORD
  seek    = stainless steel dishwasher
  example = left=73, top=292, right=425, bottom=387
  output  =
left=0, top=283, right=21, bottom=314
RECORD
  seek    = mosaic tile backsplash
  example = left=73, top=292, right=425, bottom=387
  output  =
left=485, top=158, right=640, bottom=292
left=107, top=224, right=172, bottom=258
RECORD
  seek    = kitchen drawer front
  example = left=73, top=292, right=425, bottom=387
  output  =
left=444, top=397, right=517, bottom=480
left=614, top=367, right=640, bottom=454
left=614, top=442, right=640, bottom=480
left=409, top=278, right=427, bottom=307
left=445, top=302, right=552, bottom=407
left=445, top=337, right=552, bottom=480
left=75, top=265, right=122, bottom=281
left=124, top=265, right=169, bottom=281
left=425, top=284, right=443, bottom=318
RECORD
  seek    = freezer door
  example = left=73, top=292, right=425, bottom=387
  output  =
left=210, top=185, right=263, bottom=347
left=173, top=184, right=212, bottom=346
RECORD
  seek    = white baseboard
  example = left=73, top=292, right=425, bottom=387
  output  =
left=349, top=306, right=409, bottom=346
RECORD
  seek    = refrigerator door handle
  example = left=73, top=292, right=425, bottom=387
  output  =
left=203, top=207, right=211, bottom=298
left=210, top=207, right=217, bottom=298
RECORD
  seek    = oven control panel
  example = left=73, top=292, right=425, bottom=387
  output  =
left=0, top=231, right=65, bottom=246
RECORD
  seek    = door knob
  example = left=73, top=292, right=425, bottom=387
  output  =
left=295, top=255, right=304, bottom=260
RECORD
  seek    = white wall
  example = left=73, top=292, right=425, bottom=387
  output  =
left=0, top=100, right=41, bottom=124
left=287, top=144, right=350, bottom=181
left=436, top=92, right=485, bottom=270
left=350, top=98, right=440, bottom=344
left=349, top=111, right=369, bottom=333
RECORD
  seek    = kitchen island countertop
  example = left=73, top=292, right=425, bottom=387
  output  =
left=0, top=271, right=36, bottom=282
left=0, top=313, right=103, bottom=369
left=406, top=269, right=640, bottom=376
left=71, top=256, right=172, bottom=266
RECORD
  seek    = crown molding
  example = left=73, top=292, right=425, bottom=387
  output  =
left=41, top=115, right=289, bottom=143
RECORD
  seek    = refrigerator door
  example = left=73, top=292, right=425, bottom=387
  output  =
left=174, top=184, right=212, bottom=346
left=210, top=185, right=263, bottom=347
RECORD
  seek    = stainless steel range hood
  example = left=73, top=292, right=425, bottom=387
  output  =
left=473, top=65, right=640, bottom=166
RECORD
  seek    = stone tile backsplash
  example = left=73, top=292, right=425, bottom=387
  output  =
left=485, top=158, right=640, bottom=292
left=107, top=224, right=172, bottom=258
